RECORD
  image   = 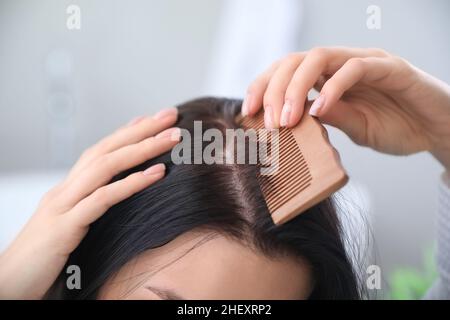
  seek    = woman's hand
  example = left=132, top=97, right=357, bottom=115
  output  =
left=242, top=47, right=450, bottom=170
left=0, top=108, right=180, bottom=299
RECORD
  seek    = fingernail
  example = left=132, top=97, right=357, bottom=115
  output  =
left=155, top=127, right=181, bottom=141
left=153, top=107, right=178, bottom=120
left=280, top=101, right=292, bottom=127
left=127, top=116, right=146, bottom=126
left=264, top=105, right=274, bottom=129
left=309, top=95, right=325, bottom=117
left=143, top=163, right=165, bottom=176
left=241, top=94, right=252, bottom=117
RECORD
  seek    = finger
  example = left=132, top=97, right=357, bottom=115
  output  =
left=97, top=108, right=178, bottom=155
left=242, top=59, right=283, bottom=117
left=67, top=163, right=165, bottom=226
left=262, top=53, right=305, bottom=128
left=68, top=107, right=178, bottom=180
left=62, top=127, right=180, bottom=207
left=283, top=47, right=388, bottom=127
left=282, top=48, right=335, bottom=128
left=309, top=57, right=393, bottom=117
left=315, top=100, right=369, bottom=147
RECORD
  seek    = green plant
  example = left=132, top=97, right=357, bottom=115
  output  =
left=388, top=247, right=437, bottom=300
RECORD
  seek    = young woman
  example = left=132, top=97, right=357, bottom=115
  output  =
left=0, top=47, right=449, bottom=299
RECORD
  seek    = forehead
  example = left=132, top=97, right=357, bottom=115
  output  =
left=98, top=231, right=313, bottom=299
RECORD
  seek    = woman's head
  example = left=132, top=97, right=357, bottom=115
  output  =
left=53, top=97, right=361, bottom=299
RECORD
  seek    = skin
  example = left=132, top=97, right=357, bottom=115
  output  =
left=98, top=231, right=312, bottom=300
left=0, top=46, right=449, bottom=299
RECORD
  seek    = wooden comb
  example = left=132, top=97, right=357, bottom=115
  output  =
left=236, top=106, right=348, bottom=225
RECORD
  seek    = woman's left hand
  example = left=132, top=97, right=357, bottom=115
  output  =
left=0, top=108, right=180, bottom=299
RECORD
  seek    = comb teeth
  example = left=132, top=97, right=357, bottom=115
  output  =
left=238, top=108, right=348, bottom=225
left=257, top=128, right=312, bottom=213
left=240, top=115, right=313, bottom=214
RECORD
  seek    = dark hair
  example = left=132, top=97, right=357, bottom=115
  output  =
left=50, top=97, right=362, bottom=299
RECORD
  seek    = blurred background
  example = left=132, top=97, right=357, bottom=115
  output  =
left=0, top=0, right=449, bottom=298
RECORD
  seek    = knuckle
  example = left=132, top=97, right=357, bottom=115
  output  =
left=92, top=188, right=111, bottom=208
left=81, top=146, right=96, bottom=159
left=45, top=186, right=59, bottom=198
left=40, top=183, right=66, bottom=206
left=346, top=57, right=365, bottom=70
left=96, top=140, right=113, bottom=153
left=391, top=55, right=409, bottom=68
left=96, top=154, right=116, bottom=174
left=40, top=189, right=57, bottom=206
left=269, top=59, right=282, bottom=70
left=309, top=47, right=329, bottom=61
left=283, top=52, right=301, bottom=63
left=369, top=47, right=389, bottom=57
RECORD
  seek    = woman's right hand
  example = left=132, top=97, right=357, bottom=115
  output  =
left=243, top=47, right=450, bottom=170
left=0, top=108, right=180, bottom=299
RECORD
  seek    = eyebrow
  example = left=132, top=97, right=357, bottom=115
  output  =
left=145, top=285, right=185, bottom=300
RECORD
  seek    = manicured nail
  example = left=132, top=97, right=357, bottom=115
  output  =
left=241, top=94, right=252, bottom=117
left=127, top=116, right=146, bottom=126
left=264, top=105, right=274, bottom=129
left=155, top=127, right=181, bottom=141
left=153, top=107, right=178, bottom=120
left=309, top=95, right=325, bottom=117
left=143, top=163, right=165, bottom=176
left=280, top=101, right=292, bottom=127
